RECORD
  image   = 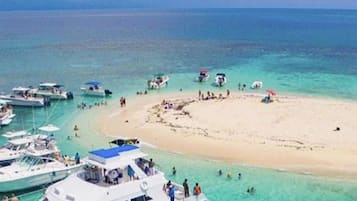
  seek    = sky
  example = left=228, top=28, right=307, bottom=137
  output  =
left=0, top=0, right=357, bottom=10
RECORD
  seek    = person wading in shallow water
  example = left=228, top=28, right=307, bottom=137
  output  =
left=183, top=179, right=190, bottom=198
left=74, top=125, right=79, bottom=137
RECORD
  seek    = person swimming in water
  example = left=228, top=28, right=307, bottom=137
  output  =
left=227, top=172, right=232, bottom=179
left=218, top=169, right=223, bottom=176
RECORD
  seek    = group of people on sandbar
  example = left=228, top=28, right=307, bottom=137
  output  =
left=120, top=97, right=126, bottom=107
left=161, top=99, right=174, bottom=109
left=136, top=90, right=148, bottom=95
left=198, top=89, right=230, bottom=101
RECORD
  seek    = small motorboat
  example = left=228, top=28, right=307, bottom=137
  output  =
left=0, top=87, right=50, bottom=107
left=80, top=81, right=112, bottom=97
left=0, top=100, right=15, bottom=127
left=197, top=69, right=209, bottom=82
left=251, top=81, right=263, bottom=89
left=147, top=73, right=169, bottom=89
left=215, top=73, right=227, bottom=87
left=29, top=82, right=73, bottom=100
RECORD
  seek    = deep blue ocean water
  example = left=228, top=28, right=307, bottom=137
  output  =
left=1, top=9, right=357, bottom=200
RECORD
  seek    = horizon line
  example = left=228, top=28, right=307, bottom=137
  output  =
left=1, top=7, right=357, bottom=12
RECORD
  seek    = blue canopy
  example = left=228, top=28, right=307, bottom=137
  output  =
left=89, top=145, right=139, bottom=159
left=85, top=81, right=101, bottom=86
left=216, top=73, right=226, bottom=76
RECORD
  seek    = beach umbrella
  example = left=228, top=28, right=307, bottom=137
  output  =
left=266, top=89, right=276, bottom=96
left=39, top=124, right=60, bottom=132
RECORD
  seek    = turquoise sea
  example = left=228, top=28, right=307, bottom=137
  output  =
left=1, top=9, right=357, bottom=200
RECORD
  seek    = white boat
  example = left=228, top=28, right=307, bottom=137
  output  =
left=0, top=124, right=59, bottom=167
left=147, top=73, right=169, bottom=89
left=0, top=143, right=83, bottom=192
left=0, top=100, right=16, bottom=126
left=215, top=73, right=227, bottom=87
left=0, top=87, right=50, bottom=107
left=251, top=81, right=263, bottom=89
left=41, top=144, right=209, bottom=201
left=0, top=131, right=32, bottom=166
left=80, top=81, right=112, bottom=97
left=197, top=69, right=209, bottom=82
left=29, top=83, right=73, bottom=100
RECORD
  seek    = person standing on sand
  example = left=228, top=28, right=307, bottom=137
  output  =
left=227, top=89, right=230, bottom=97
left=198, top=90, right=202, bottom=100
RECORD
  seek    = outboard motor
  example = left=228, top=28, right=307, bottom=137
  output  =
left=104, top=89, right=112, bottom=96
left=66, top=92, right=74, bottom=99
left=44, top=97, right=51, bottom=106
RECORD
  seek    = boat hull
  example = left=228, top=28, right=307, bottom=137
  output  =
left=197, top=75, right=209, bottom=82
left=215, top=80, right=227, bottom=87
left=0, top=96, right=45, bottom=107
left=30, top=92, right=68, bottom=100
left=147, top=78, right=169, bottom=89
left=80, top=88, right=111, bottom=97
left=0, top=166, right=81, bottom=192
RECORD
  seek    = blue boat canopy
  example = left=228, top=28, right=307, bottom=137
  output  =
left=216, top=73, right=226, bottom=76
left=89, top=144, right=139, bottom=159
left=85, top=81, right=101, bottom=86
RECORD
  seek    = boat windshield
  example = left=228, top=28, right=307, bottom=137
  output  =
left=16, top=155, right=47, bottom=167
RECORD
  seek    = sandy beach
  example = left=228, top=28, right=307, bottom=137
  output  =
left=88, top=91, right=357, bottom=178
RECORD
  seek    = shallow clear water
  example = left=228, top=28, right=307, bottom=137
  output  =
left=1, top=9, right=357, bottom=200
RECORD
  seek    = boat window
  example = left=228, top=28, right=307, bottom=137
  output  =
left=4, top=142, right=13, bottom=149
left=17, top=155, right=42, bottom=167
left=130, top=195, right=152, bottom=201
left=12, top=145, right=19, bottom=151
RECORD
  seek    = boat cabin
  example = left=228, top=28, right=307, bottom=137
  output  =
left=38, top=83, right=64, bottom=92
left=80, top=145, right=155, bottom=187
left=11, top=87, right=31, bottom=98
left=3, top=137, right=32, bottom=151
